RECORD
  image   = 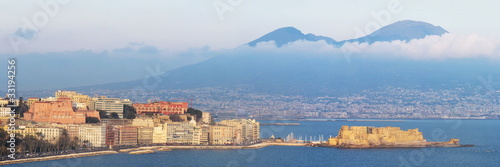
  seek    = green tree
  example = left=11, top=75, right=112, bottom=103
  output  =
left=123, top=105, right=136, bottom=119
left=86, top=117, right=100, bottom=123
left=98, top=110, right=109, bottom=119
left=110, top=112, right=119, bottom=119
left=57, top=130, right=71, bottom=151
left=186, top=108, right=203, bottom=121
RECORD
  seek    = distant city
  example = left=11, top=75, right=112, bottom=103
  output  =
left=14, top=85, right=500, bottom=120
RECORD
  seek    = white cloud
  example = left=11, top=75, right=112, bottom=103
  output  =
left=243, top=33, right=500, bottom=60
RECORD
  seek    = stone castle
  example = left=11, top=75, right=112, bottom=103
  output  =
left=327, top=126, right=459, bottom=148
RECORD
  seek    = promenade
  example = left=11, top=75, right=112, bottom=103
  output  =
left=0, top=142, right=308, bottom=165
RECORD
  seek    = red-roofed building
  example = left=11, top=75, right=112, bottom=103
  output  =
left=133, top=101, right=188, bottom=115
left=23, top=97, right=100, bottom=124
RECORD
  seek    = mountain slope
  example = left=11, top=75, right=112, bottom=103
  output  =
left=76, top=20, right=500, bottom=96
left=342, top=20, right=448, bottom=44
left=247, top=20, right=448, bottom=47
left=247, top=27, right=338, bottom=47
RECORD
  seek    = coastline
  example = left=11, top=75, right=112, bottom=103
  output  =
left=0, top=142, right=306, bottom=165
left=0, top=141, right=473, bottom=165
left=0, top=150, right=118, bottom=166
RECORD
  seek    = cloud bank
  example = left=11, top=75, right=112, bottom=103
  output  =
left=241, top=33, right=500, bottom=60
left=2, top=33, right=499, bottom=90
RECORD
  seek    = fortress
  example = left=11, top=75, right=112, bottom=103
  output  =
left=23, top=97, right=100, bottom=124
left=327, top=126, right=460, bottom=148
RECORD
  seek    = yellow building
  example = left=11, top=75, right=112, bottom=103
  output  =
left=132, top=116, right=157, bottom=127
left=13, top=126, right=63, bottom=144
left=26, top=97, right=40, bottom=107
left=138, top=127, right=154, bottom=145
left=200, top=125, right=210, bottom=145
left=201, top=112, right=212, bottom=124
left=55, top=91, right=92, bottom=110
left=327, top=126, right=425, bottom=147
left=0, top=107, right=12, bottom=118
left=0, top=99, right=9, bottom=107
left=219, top=119, right=260, bottom=144
left=152, top=123, right=167, bottom=144
left=209, top=125, right=234, bottom=145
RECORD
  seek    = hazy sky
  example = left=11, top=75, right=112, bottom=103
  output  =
left=0, top=0, right=498, bottom=54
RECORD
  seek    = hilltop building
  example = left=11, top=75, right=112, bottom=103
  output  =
left=133, top=101, right=188, bottom=115
left=55, top=91, right=92, bottom=110
left=90, top=96, right=132, bottom=119
left=26, top=97, right=40, bottom=107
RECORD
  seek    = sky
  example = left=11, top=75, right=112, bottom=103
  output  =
left=0, top=0, right=499, bottom=54
left=1, top=0, right=499, bottom=90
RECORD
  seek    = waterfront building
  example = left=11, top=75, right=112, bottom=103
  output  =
left=209, top=125, right=234, bottom=145
left=200, top=125, right=210, bottom=145
left=152, top=123, right=167, bottom=144
left=23, top=97, right=100, bottom=124
left=219, top=119, right=260, bottom=144
left=36, top=127, right=64, bottom=144
left=105, top=126, right=119, bottom=147
left=133, top=101, right=188, bottom=115
left=100, top=119, right=133, bottom=126
left=138, top=127, right=154, bottom=145
left=78, top=125, right=107, bottom=147
left=14, top=126, right=63, bottom=144
left=62, top=125, right=80, bottom=140
left=118, top=126, right=138, bottom=146
left=166, top=120, right=201, bottom=145
left=90, top=96, right=132, bottom=119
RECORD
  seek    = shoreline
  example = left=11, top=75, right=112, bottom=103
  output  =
left=0, top=150, right=118, bottom=166
left=0, top=142, right=306, bottom=165
left=0, top=141, right=472, bottom=165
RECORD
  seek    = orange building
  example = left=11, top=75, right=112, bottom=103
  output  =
left=23, top=97, right=100, bottom=124
left=133, top=101, right=188, bottom=115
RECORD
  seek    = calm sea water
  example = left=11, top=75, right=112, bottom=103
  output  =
left=5, top=120, right=500, bottom=167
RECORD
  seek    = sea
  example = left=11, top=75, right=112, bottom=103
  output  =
left=5, top=120, right=500, bottom=167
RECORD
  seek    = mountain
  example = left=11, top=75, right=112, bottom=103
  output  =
left=343, top=20, right=448, bottom=44
left=247, top=20, right=448, bottom=47
left=75, top=20, right=500, bottom=96
left=247, top=27, right=338, bottom=47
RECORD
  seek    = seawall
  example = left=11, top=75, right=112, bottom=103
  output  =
left=0, top=150, right=118, bottom=165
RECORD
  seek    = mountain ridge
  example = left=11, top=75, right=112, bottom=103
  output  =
left=71, top=20, right=500, bottom=97
left=247, top=20, right=448, bottom=47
